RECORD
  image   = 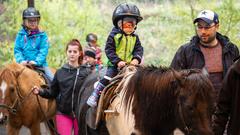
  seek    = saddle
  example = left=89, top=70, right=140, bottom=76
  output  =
left=25, top=64, right=51, bottom=88
left=85, top=66, right=137, bottom=129
left=86, top=74, right=124, bottom=129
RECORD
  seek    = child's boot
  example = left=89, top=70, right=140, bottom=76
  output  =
left=87, top=82, right=105, bottom=107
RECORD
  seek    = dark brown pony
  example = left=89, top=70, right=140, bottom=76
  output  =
left=76, top=66, right=213, bottom=135
left=103, top=66, right=214, bottom=135
left=0, top=63, right=56, bottom=135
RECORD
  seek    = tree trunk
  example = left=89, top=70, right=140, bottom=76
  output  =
left=28, top=0, right=34, bottom=7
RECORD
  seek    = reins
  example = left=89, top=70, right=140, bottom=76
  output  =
left=36, top=95, right=59, bottom=135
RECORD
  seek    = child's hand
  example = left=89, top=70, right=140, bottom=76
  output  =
left=20, top=61, right=28, bottom=65
left=117, top=61, right=126, bottom=69
left=29, top=61, right=36, bottom=65
left=130, top=59, right=139, bottom=66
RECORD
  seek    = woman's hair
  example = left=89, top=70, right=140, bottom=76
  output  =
left=66, top=39, right=83, bottom=65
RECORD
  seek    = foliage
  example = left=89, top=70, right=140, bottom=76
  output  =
left=0, top=41, right=13, bottom=67
left=0, top=0, right=240, bottom=67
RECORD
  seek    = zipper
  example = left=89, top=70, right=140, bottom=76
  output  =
left=124, top=36, right=128, bottom=61
left=71, top=68, right=79, bottom=118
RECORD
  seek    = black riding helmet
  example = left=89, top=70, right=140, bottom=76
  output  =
left=86, top=33, right=98, bottom=42
left=22, top=7, right=40, bottom=19
left=112, top=3, right=143, bottom=28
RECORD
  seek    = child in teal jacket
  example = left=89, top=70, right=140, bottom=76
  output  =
left=14, top=7, right=53, bottom=81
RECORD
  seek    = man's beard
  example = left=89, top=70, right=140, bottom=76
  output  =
left=200, top=34, right=216, bottom=45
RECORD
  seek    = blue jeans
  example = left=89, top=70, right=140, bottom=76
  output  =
left=87, top=66, right=119, bottom=107
left=43, top=66, right=54, bottom=81
left=99, top=66, right=118, bottom=86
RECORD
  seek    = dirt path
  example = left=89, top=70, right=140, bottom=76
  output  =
left=0, top=123, right=51, bottom=135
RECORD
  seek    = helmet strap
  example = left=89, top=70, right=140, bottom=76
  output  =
left=134, top=25, right=137, bottom=30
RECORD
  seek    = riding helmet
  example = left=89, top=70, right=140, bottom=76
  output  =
left=112, top=3, right=143, bottom=28
left=86, top=33, right=98, bottom=42
left=22, top=7, right=40, bottom=19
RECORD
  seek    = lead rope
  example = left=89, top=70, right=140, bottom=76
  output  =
left=36, top=95, right=59, bottom=135
left=33, top=69, right=59, bottom=135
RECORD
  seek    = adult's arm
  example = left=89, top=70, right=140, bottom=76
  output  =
left=39, top=71, right=59, bottom=98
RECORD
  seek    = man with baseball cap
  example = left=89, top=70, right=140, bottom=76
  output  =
left=171, top=9, right=239, bottom=101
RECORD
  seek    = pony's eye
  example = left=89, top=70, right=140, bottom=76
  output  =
left=187, top=105, right=195, bottom=113
left=9, top=85, right=15, bottom=92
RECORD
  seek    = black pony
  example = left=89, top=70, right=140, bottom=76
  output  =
left=75, top=69, right=109, bottom=135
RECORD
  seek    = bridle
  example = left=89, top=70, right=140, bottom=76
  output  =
left=0, top=66, right=59, bottom=134
left=0, top=67, right=33, bottom=115
left=178, top=99, right=192, bottom=135
left=172, top=69, right=199, bottom=135
left=174, top=69, right=200, bottom=135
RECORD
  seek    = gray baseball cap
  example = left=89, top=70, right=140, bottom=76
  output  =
left=194, top=10, right=219, bottom=25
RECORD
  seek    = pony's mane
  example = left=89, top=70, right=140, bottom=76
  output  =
left=123, top=65, right=177, bottom=134
left=122, top=66, right=214, bottom=135
left=0, top=64, right=19, bottom=84
left=124, top=65, right=176, bottom=107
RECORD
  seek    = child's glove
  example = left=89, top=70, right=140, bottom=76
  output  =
left=130, top=59, right=139, bottom=66
left=117, top=61, right=126, bottom=69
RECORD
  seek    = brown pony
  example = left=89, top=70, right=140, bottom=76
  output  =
left=0, top=63, right=56, bottom=135
left=103, top=65, right=214, bottom=135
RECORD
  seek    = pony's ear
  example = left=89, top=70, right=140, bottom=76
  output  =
left=12, top=68, right=25, bottom=78
left=172, top=69, right=186, bottom=87
left=12, top=70, right=21, bottom=78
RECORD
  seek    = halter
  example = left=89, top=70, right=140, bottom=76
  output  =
left=178, top=101, right=192, bottom=134
left=0, top=67, right=33, bottom=115
left=176, top=69, right=200, bottom=135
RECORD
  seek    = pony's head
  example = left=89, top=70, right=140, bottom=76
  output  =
left=123, top=66, right=214, bottom=135
left=0, top=63, right=44, bottom=125
left=0, top=65, right=21, bottom=124
left=174, top=69, right=214, bottom=135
